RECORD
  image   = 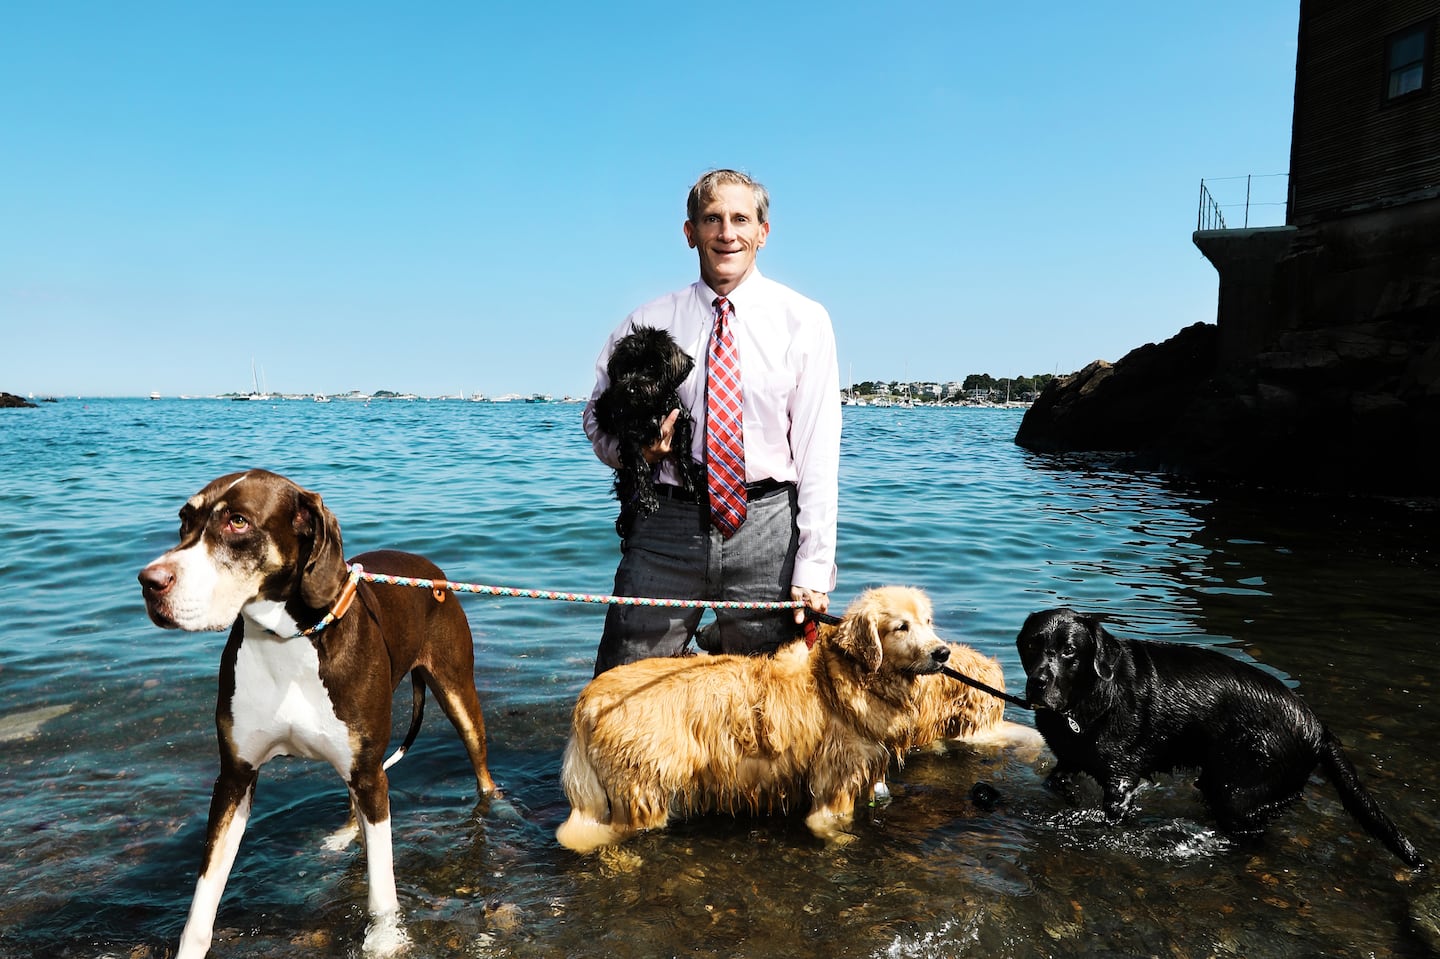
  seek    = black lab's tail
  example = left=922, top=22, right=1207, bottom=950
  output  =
left=1319, top=730, right=1425, bottom=868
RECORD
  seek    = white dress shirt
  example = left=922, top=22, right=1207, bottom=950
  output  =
left=583, top=270, right=841, bottom=593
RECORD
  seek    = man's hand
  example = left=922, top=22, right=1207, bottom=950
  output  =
left=642, top=409, right=682, bottom=465
left=790, top=586, right=830, bottom=625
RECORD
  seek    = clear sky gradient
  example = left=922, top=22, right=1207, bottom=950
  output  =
left=1, top=2, right=1298, bottom=399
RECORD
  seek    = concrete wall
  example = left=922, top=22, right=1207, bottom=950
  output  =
left=1192, top=226, right=1298, bottom=367
left=1194, top=195, right=1440, bottom=364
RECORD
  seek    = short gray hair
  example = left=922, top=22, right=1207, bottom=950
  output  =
left=686, top=169, right=769, bottom=225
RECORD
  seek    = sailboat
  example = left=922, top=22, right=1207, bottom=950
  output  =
left=842, top=364, right=861, bottom=405
left=232, top=358, right=272, bottom=401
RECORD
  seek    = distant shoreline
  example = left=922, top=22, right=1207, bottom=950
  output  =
left=4, top=391, right=582, bottom=405
left=6, top=392, right=1032, bottom=410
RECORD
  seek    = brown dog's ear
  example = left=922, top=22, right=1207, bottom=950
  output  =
left=1087, top=616, right=1123, bottom=681
left=295, top=487, right=347, bottom=608
left=836, top=607, right=883, bottom=673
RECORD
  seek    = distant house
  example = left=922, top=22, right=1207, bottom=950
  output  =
left=1195, top=0, right=1439, bottom=365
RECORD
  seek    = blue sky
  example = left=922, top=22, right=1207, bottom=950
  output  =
left=1, top=2, right=1298, bottom=399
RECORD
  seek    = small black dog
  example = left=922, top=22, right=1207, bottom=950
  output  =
left=593, top=325, right=699, bottom=537
left=1017, top=607, right=1424, bottom=868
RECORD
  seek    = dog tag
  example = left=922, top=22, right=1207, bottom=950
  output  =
left=1066, top=715, right=1081, bottom=734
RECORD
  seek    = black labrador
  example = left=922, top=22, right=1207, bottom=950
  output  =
left=1016, top=607, right=1424, bottom=868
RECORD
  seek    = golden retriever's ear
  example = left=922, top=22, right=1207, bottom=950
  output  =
left=1088, top=617, right=1123, bottom=681
left=836, top=608, right=883, bottom=673
left=295, top=487, right=347, bottom=608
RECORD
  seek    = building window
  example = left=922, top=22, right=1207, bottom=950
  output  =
left=1386, top=21, right=1432, bottom=100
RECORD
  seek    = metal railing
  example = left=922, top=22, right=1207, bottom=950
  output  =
left=1197, top=180, right=1227, bottom=230
left=1196, top=174, right=1289, bottom=230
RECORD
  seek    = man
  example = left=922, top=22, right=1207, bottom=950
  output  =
left=582, top=169, right=841, bottom=675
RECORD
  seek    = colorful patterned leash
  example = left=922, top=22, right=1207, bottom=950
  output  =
left=349, top=563, right=808, bottom=613
left=345, top=564, right=1028, bottom=708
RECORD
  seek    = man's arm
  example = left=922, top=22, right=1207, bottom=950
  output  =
left=787, top=304, right=842, bottom=600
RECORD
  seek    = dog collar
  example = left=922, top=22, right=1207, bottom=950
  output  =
left=297, top=563, right=364, bottom=637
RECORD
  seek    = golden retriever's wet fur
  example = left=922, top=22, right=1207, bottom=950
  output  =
left=909, top=642, right=1009, bottom=743
left=557, top=586, right=986, bottom=853
left=815, top=626, right=1038, bottom=769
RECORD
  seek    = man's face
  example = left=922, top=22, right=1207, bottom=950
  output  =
left=684, top=181, right=769, bottom=296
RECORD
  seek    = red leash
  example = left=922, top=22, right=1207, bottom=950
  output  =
left=802, top=608, right=842, bottom=649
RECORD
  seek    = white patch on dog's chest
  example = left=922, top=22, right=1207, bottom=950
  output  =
left=230, top=625, right=354, bottom=778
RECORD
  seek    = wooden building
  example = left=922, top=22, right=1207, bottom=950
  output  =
left=1289, top=0, right=1439, bottom=224
left=1195, top=0, right=1439, bottom=365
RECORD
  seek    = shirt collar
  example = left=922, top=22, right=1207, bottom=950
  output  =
left=698, top=269, right=764, bottom=315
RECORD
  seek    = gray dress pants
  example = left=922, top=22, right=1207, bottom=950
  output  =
left=592, top=483, right=799, bottom=676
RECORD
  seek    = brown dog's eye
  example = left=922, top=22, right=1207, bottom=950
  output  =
left=228, top=514, right=250, bottom=533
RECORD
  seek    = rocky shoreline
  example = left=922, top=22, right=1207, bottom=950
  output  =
left=1018, top=192, right=1440, bottom=501
left=1015, top=317, right=1439, bottom=499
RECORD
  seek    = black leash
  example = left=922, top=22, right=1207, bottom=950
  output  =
left=939, top=665, right=1033, bottom=710
left=805, top=609, right=1033, bottom=711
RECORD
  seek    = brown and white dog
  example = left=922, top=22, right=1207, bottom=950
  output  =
left=556, top=586, right=964, bottom=853
left=138, top=469, right=498, bottom=958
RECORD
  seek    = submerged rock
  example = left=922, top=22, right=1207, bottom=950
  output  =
left=0, top=704, right=73, bottom=742
left=1410, top=885, right=1440, bottom=952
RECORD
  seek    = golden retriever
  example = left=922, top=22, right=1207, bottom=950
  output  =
left=556, top=586, right=960, bottom=852
left=812, top=622, right=1041, bottom=786
left=908, top=641, right=1010, bottom=743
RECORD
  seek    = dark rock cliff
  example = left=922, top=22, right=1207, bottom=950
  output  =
left=1017, top=197, right=1440, bottom=499
left=1015, top=310, right=1440, bottom=497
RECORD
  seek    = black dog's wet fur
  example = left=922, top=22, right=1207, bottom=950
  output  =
left=1016, top=607, right=1424, bottom=868
left=594, top=325, right=699, bottom=537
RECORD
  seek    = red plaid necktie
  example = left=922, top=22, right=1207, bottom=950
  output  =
left=705, top=296, right=746, bottom=537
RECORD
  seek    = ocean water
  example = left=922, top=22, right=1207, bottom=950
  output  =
left=1, top=398, right=1436, bottom=958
